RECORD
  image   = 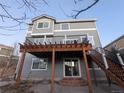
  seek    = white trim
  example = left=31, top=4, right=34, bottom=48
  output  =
left=63, top=58, right=81, bottom=78
left=31, top=33, right=54, bottom=36
left=89, top=68, right=101, bottom=70
left=27, top=31, right=32, bottom=34
left=31, top=58, right=48, bottom=71
left=56, top=19, right=96, bottom=23
left=36, top=21, right=50, bottom=29
left=52, top=21, right=54, bottom=33
left=0, top=54, right=10, bottom=57
left=119, top=47, right=124, bottom=50
left=54, top=28, right=96, bottom=32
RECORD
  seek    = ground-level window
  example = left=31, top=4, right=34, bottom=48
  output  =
left=32, top=58, right=48, bottom=70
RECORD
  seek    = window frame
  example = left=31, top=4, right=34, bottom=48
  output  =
left=31, top=58, right=48, bottom=70
left=36, top=21, right=50, bottom=29
left=60, top=23, right=70, bottom=30
left=63, top=58, right=81, bottom=77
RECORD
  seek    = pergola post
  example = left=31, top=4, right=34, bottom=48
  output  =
left=16, top=51, right=26, bottom=86
left=51, top=48, right=55, bottom=93
left=83, top=48, right=93, bottom=93
left=91, top=62, right=97, bottom=86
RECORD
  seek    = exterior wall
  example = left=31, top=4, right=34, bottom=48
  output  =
left=20, top=52, right=105, bottom=80
left=54, top=22, right=96, bottom=30
left=19, top=15, right=104, bottom=81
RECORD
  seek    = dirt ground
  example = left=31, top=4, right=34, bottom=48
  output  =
left=0, top=80, right=124, bottom=93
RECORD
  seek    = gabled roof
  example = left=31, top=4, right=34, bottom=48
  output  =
left=104, top=34, right=124, bottom=48
left=28, top=14, right=96, bottom=25
left=32, top=14, right=56, bottom=22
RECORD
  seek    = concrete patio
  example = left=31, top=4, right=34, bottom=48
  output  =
left=0, top=80, right=124, bottom=93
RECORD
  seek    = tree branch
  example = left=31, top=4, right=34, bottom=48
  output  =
left=73, top=0, right=99, bottom=19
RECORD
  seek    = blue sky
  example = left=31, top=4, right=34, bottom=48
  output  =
left=0, top=0, right=124, bottom=47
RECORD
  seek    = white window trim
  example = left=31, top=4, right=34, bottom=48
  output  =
left=31, top=58, right=48, bottom=71
left=63, top=58, right=81, bottom=78
left=60, top=23, right=70, bottom=30
left=36, top=21, right=50, bottom=29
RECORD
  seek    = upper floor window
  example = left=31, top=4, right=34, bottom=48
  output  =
left=37, top=22, right=49, bottom=29
left=61, top=23, right=70, bottom=30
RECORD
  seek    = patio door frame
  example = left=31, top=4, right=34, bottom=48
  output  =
left=63, top=58, right=81, bottom=78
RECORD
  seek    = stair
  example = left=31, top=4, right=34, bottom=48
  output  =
left=60, top=78, right=87, bottom=86
left=89, top=49, right=124, bottom=90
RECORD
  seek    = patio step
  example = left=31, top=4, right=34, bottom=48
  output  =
left=60, top=78, right=88, bottom=86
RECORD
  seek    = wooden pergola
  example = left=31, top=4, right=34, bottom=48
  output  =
left=16, top=42, right=93, bottom=93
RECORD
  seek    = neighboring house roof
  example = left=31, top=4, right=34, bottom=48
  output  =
left=104, top=34, right=124, bottom=48
left=29, top=14, right=96, bottom=25
left=0, top=44, right=13, bottom=50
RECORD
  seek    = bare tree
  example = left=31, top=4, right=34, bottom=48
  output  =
left=0, top=0, right=99, bottom=35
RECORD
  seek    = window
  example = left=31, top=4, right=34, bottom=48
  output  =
left=61, top=23, right=69, bottom=30
left=64, top=58, right=81, bottom=77
left=32, top=58, right=48, bottom=70
left=37, top=22, right=49, bottom=29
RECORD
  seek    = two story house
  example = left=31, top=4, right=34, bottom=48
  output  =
left=16, top=14, right=102, bottom=93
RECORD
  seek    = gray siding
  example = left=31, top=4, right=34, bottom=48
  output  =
left=21, top=53, right=105, bottom=80
left=54, top=22, right=96, bottom=30
left=21, top=53, right=52, bottom=80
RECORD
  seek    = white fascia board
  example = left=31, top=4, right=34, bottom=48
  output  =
left=31, top=33, right=54, bottom=36
left=54, top=28, right=96, bottom=32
